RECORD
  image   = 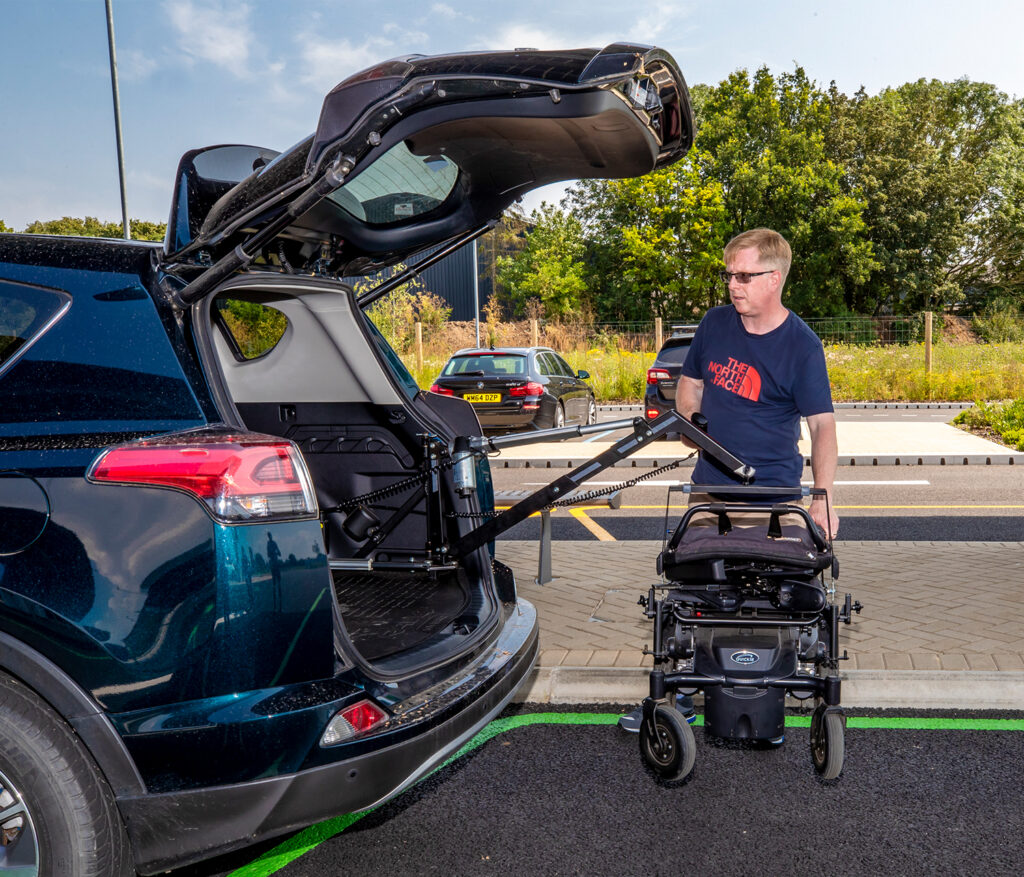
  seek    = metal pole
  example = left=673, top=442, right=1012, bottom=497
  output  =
left=472, top=238, right=481, bottom=347
left=104, top=0, right=130, bottom=240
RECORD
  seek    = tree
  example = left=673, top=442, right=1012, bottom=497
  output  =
left=830, top=79, right=1024, bottom=313
left=565, top=153, right=729, bottom=320
left=20, top=216, right=166, bottom=242
left=693, top=66, right=878, bottom=316
left=495, top=204, right=589, bottom=319
left=0, top=219, right=11, bottom=234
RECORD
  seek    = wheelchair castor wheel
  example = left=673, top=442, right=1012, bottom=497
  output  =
left=810, top=704, right=845, bottom=779
left=639, top=701, right=695, bottom=783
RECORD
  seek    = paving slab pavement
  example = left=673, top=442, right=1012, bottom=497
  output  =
left=498, top=539, right=1024, bottom=709
left=489, top=421, right=1024, bottom=467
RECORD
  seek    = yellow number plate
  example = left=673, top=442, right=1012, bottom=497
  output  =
left=464, top=393, right=501, bottom=403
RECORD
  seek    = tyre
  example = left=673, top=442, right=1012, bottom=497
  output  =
left=639, top=703, right=696, bottom=783
left=552, top=403, right=565, bottom=429
left=0, top=675, right=133, bottom=876
left=810, top=704, right=845, bottom=780
left=586, top=397, right=597, bottom=425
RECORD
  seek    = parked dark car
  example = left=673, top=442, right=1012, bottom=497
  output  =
left=431, top=347, right=596, bottom=432
left=644, top=323, right=699, bottom=421
left=0, top=45, right=692, bottom=875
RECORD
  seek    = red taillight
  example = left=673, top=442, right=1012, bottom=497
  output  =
left=320, top=699, right=389, bottom=746
left=647, top=368, right=671, bottom=384
left=646, top=408, right=661, bottom=420
left=429, top=383, right=454, bottom=396
left=88, top=429, right=318, bottom=522
left=509, top=381, right=544, bottom=397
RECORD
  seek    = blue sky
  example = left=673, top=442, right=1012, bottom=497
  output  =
left=2, top=0, right=1024, bottom=230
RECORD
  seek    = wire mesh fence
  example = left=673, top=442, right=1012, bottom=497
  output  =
left=579, top=316, right=926, bottom=347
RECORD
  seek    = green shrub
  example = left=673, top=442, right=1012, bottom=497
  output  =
left=972, top=300, right=1024, bottom=343
left=953, top=399, right=1024, bottom=450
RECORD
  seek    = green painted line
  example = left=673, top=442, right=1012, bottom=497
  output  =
left=229, top=709, right=1024, bottom=876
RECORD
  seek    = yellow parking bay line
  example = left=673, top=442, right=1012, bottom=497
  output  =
left=569, top=507, right=616, bottom=541
left=603, top=504, right=1024, bottom=511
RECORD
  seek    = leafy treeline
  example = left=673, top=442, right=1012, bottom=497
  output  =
left=498, top=67, right=1024, bottom=321
left=0, top=216, right=166, bottom=241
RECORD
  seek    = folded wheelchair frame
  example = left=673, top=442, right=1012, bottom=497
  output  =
left=636, top=487, right=862, bottom=782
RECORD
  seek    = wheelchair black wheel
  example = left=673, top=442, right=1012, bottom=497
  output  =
left=639, top=704, right=695, bottom=782
left=810, top=704, right=845, bottom=779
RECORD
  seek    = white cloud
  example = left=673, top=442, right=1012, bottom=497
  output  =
left=294, top=18, right=436, bottom=93
left=479, top=23, right=615, bottom=53
left=297, top=36, right=398, bottom=92
left=120, top=49, right=159, bottom=81
left=165, top=0, right=255, bottom=78
left=431, top=3, right=457, bottom=17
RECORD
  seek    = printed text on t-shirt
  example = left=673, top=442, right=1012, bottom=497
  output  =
left=707, top=357, right=762, bottom=401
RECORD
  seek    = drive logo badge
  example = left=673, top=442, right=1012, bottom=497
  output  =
left=730, top=651, right=759, bottom=665
left=708, top=357, right=761, bottom=402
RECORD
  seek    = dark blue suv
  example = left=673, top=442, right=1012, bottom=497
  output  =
left=0, top=45, right=692, bottom=875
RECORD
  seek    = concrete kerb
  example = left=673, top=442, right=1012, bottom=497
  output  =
left=491, top=455, right=1022, bottom=468
left=514, top=667, right=1024, bottom=710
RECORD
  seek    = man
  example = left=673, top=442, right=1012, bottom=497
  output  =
left=677, top=228, right=839, bottom=536
left=618, top=228, right=838, bottom=735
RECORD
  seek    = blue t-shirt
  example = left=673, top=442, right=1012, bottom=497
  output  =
left=682, top=306, right=833, bottom=500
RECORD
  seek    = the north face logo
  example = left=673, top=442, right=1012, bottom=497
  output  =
left=708, top=357, right=761, bottom=401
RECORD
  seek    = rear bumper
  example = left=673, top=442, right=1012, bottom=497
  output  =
left=118, top=599, right=539, bottom=875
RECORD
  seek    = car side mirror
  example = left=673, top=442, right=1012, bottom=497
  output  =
left=577, top=370, right=590, bottom=380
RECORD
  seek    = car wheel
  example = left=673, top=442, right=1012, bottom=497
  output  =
left=0, top=676, right=133, bottom=877
left=586, top=397, right=597, bottom=425
left=553, top=403, right=565, bottom=429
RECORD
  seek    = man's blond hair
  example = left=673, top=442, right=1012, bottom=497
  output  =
left=724, top=228, right=792, bottom=286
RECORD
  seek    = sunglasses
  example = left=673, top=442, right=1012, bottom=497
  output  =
left=719, top=269, right=775, bottom=284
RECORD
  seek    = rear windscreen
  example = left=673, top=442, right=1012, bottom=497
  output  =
left=0, top=281, right=70, bottom=378
left=442, top=354, right=526, bottom=377
left=656, top=338, right=693, bottom=365
left=328, top=141, right=460, bottom=226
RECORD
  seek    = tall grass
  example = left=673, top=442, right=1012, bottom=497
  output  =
left=823, top=343, right=1024, bottom=402
left=410, top=339, right=1024, bottom=403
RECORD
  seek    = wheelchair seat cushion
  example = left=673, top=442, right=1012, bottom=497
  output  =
left=661, top=521, right=833, bottom=581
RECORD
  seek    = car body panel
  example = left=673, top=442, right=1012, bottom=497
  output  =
left=645, top=325, right=697, bottom=419
left=164, top=45, right=693, bottom=279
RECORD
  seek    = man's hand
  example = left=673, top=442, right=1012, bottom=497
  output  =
left=806, top=412, right=840, bottom=539
left=809, top=493, right=840, bottom=540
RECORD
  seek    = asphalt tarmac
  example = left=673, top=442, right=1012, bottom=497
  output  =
left=185, top=707, right=1024, bottom=877
left=497, top=514, right=1024, bottom=542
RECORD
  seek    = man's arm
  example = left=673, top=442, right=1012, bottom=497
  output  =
left=675, top=375, right=704, bottom=448
left=806, top=411, right=839, bottom=538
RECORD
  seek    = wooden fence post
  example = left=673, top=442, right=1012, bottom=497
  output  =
left=530, top=318, right=539, bottom=347
left=655, top=317, right=663, bottom=351
left=415, top=321, right=423, bottom=371
left=924, top=311, right=933, bottom=374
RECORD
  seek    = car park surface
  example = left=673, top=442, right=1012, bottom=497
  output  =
left=174, top=707, right=1024, bottom=876
left=0, top=44, right=694, bottom=874
left=430, top=346, right=596, bottom=432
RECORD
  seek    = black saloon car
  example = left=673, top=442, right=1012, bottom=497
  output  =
left=644, top=323, right=699, bottom=421
left=0, top=45, right=693, bottom=875
left=431, top=347, right=596, bottom=432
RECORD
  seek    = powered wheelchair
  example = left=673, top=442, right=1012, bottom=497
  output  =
left=637, top=485, right=861, bottom=782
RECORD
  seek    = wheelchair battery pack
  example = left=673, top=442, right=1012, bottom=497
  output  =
left=694, top=630, right=798, bottom=741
